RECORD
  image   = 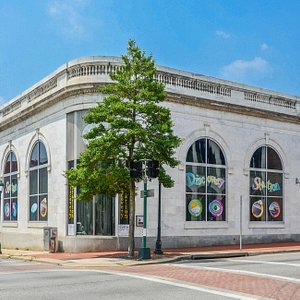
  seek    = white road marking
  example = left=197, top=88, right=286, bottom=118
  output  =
left=226, top=258, right=300, bottom=268
left=0, top=268, right=270, bottom=300
left=172, top=263, right=300, bottom=284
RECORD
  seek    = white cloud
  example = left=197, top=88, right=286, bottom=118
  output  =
left=261, top=43, right=269, bottom=51
left=220, top=57, right=272, bottom=82
left=48, top=0, right=89, bottom=39
left=216, top=30, right=231, bottom=39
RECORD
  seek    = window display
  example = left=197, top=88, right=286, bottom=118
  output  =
left=186, top=138, right=226, bottom=221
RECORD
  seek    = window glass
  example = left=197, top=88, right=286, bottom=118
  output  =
left=186, top=138, right=226, bottom=222
left=207, top=167, right=226, bottom=194
left=3, top=151, right=18, bottom=222
left=250, top=171, right=266, bottom=196
left=39, top=167, right=48, bottom=194
left=3, top=199, right=10, bottom=221
left=39, top=142, right=48, bottom=165
left=30, top=170, right=38, bottom=195
left=29, top=197, right=38, bottom=221
left=267, top=197, right=283, bottom=221
left=250, top=196, right=266, bottom=221
left=207, top=195, right=226, bottom=221
left=11, top=199, right=18, bottom=221
left=95, top=194, right=115, bottom=235
left=30, top=144, right=39, bottom=167
left=186, top=165, right=206, bottom=194
left=76, top=200, right=93, bottom=235
left=250, top=147, right=266, bottom=169
left=267, top=147, right=282, bottom=170
left=249, top=146, right=283, bottom=222
left=11, top=152, right=17, bottom=172
left=29, top=141, right=48, bottom=222
left=186, top=139, right=206, bottom=163
left=39, top=195, right=48, bottom=221
left=11, top=175, right=18, bottom=197
left=4, top=177, right=10, bottom=199
left=267, top=172, right=283, bottom=197
left=4, top=152, right=11, bottom=174
left=186, top=194, right=206, bottom=221
left=207, top=140, right=225, bottom=165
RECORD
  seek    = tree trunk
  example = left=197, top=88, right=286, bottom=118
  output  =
left=128, top=178, right=136, bottom=257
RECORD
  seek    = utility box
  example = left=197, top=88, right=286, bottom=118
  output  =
left=43, top=227, right=58, bottom=252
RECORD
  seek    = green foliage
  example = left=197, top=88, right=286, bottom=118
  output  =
left=66, top=39, right=181, bottom=200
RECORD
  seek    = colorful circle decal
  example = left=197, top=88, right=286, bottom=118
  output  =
left=252, top=200, right=264, bottom=218
left=188, top=199, right=203, bottom=217
left=269, top=201, right=280, bottom=218
left=12, top=202, right=17, bottom=218
left=4, top=202, right=10, bottom=217
left=209, top=199, right=223, bottom=217
left=40, top=198, right=48, bottom=218
left=31, top=202, right=38, bottom=214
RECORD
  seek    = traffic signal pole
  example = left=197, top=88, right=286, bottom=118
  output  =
left=154, top=181, right=163, bottom=254
left=138, top=160, right=151, bottom=259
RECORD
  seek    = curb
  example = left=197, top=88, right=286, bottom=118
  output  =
left=2, top=248, right=300, bottom=267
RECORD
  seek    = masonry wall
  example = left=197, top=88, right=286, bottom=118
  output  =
left=136, top=99, right=300, bottom=248
left=1, top=90, right=300, bottom=251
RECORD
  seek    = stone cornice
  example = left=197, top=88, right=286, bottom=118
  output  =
left=1, top=56, right=300, bottom=130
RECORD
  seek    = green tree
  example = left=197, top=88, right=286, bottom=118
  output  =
left=66, top=40, right=181, bottom=257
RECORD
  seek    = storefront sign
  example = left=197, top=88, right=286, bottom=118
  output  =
left=68, top=186, right=75, bottom=224
left=68, top=224, right=76, bottom=236
left=120, top=191, right=129, bottom=224
left=186, top=172, right=225, bottom=189
left=118, top=224, right=129, bottom=236
left=252, top=177, right=281, bottom=193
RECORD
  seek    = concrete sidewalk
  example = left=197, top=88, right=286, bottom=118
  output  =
left=1, top=241, right=300, bottom=267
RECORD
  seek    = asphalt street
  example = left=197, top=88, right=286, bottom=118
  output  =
left=0, top=259, right=242, bottom=300
left=2, top=252, right=300, bottom=299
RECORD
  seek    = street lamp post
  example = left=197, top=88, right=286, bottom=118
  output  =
left=0, top=179, right=4, bottom=254
left=154, top=181, right=163, bottom=255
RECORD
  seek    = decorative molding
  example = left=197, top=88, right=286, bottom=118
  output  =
left=1, top=57, right=300, bottom=128
left=1, top=78, right=57, bottom=117
left=244, top=92, right=296, bottom=110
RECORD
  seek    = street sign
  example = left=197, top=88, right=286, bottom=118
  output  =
left=140, top=189, right=154, bottom=198
left=136, top=215, right=144, bottom=227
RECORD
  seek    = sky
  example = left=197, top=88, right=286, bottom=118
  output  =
left=1, top=0, right=300, bottom=105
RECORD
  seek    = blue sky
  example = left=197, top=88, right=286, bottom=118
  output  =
left=1, top=0, right=300, bottom=105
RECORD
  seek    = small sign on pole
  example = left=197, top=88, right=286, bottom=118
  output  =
left=140, top=189, right=154, bottom=198
left=136, top=215, right=144, bottom=227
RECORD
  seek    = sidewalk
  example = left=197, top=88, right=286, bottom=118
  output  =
left=1, top=241, right=300, bottom=268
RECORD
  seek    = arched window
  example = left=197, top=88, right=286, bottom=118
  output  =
left=186, top=138, right=226, bottom=221
left=3, top=151, right=18, bottom=221
left=249, top=146, right=283, bottom=222
left=29, top=141, right=48, bottom=221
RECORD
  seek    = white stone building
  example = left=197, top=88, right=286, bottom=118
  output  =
left=1, top=56, right=300, bottom=252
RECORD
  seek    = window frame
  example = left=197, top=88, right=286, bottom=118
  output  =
left=28, top=141, right=48, bottom=222
left=3, top=151, right=18, bottom=222
left=249, top=146, right=284, bottom=223
left=185, top=138, right=227, bottom=222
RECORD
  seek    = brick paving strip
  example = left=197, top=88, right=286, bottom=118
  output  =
left=105, top=264, right=300, bottom=300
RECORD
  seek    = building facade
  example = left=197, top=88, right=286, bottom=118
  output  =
left=1, top=56, right=300, bottom=252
